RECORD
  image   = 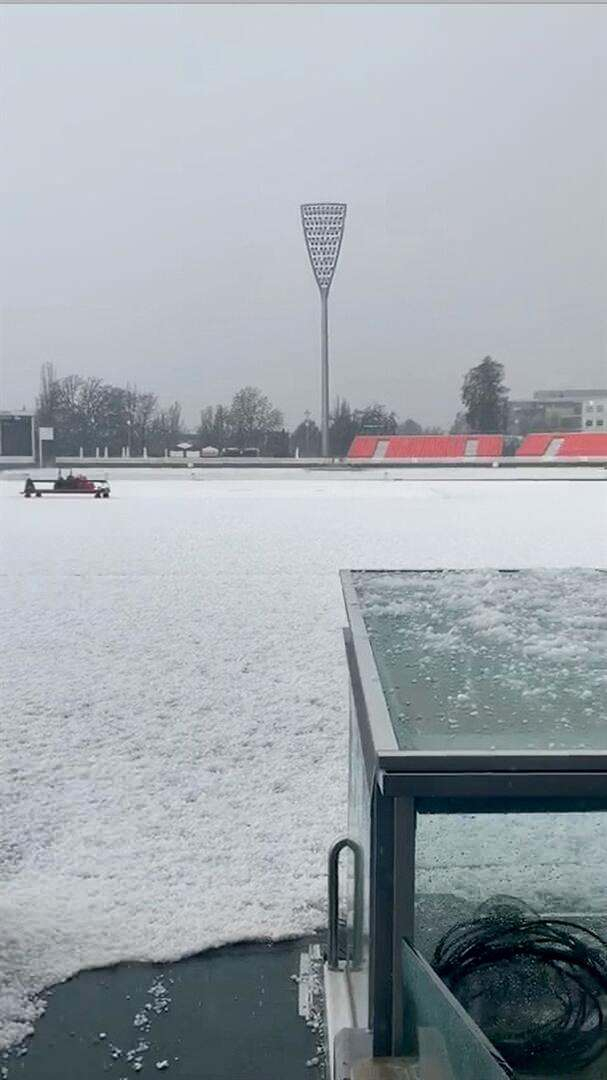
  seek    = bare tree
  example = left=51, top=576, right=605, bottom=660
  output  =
left=35, top=365, right=180, bottom=456
left=228, top=386, right=283, bottom=448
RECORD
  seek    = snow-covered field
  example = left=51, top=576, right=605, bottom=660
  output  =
left=0, top=466, right=605, bottom=1048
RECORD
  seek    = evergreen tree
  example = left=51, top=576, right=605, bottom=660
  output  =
left=461, top=356, right=509, bottom=433
left=329, top=398, right=357, bottom=456
left=399, top=418, right=423, bottom=435
left=354, top=403, right=398, bottom=435
left=291, top=415, right=321, bottom=456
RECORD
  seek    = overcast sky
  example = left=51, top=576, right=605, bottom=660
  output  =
left=1, top=4, right=606, bottom=429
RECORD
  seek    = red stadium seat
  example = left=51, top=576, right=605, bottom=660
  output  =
left=558, top=433, right=607, bottom=457
left=348, top=436, right=380, bottom=458
left=475, top=436, right=504, bottom=456
left=517, top=432, right=607, bottom=457
left=346, top=434, right=504, bottom=459
left=516, top=434, right=553, bottom=456
left=385, top=436, right=463, bottom=457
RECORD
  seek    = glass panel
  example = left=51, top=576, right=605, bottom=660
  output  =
left=353, top=570, right=607, bottom=751
left=345, top=692, right=371, bottom=1028
left=401, top=939, right=512, bottom=1078
left=414, top=811, right=607, bottom=1077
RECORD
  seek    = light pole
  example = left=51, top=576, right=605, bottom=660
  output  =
left=301, top=203, right=347, bottom=458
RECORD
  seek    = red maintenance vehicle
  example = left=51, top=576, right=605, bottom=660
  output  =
left=23, top=470, right=111, bottom=498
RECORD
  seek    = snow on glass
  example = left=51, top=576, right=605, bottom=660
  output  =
left=355, top=569, right=607, bottom=751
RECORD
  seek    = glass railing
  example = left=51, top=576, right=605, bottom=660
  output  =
left=400, top=938, right=513, bottom=1078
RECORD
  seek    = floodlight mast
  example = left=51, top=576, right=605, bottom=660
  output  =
left=301, top=203, right=347, bottom=458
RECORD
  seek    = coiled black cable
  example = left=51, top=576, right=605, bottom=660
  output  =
left=432, top=896, right=607, bottom=1075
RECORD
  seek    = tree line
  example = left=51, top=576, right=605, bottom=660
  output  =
left=36, top=363, right=184, bottom=457
left=35, top=355, right=510, bottom=457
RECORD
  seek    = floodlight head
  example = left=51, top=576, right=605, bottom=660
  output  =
left=301, top=203, right=347, bottom=293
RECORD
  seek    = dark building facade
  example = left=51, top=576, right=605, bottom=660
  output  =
left=509, top=389, right=607, bottom=435
left=0, top=411, right=35, bottom=461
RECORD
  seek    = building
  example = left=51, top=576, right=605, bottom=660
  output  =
left=0, top=410, right=36, bottom=463
left=509, top=389, right=607, bottom=435
left=581, top=398, right=607, bottom=430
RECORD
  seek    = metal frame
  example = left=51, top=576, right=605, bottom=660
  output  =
left=341, top=567, right=607, bottom=1061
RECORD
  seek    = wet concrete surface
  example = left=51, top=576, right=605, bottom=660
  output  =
left=1, top=938, right=322, bottom=1080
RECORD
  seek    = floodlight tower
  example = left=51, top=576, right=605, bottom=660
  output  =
left=301, top=203, right=347, bottom=458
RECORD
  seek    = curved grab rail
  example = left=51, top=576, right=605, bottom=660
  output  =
left=328, top=836, right=363, bottom=970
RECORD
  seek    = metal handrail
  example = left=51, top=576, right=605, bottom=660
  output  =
left=328, top=836, right=363, bottom=970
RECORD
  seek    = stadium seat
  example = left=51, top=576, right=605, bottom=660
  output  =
left=516, top=434, right=554, bottom=456
left=346, top=434, right=504, bottom=459
left=348, top=436, right=380, bottom=458
left=517, top=433, right=607, bottom=457
left=558, top=433, right=607, bottom=456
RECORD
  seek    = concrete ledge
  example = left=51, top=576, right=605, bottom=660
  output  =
left=351, top=1059, right=419, bottom=1080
